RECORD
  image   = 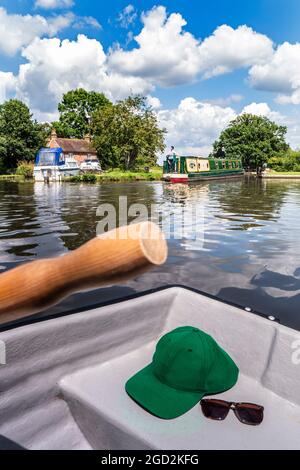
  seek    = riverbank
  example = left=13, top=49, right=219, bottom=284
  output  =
left=63, top=167, right=163, bottom=182
left=0, top=175, right=25, bottom=181
left=0, top=167, right=163, bottom=183
left=261, top=171, right=300, bottom=179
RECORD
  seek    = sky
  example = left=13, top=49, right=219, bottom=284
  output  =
left=0, top=0, right=300, bottom=156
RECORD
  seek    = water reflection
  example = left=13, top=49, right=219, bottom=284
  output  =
left=1, top=178, right=300, bottom=330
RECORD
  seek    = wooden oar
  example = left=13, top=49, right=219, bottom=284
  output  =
left=0, top=222, right=168, bottom=325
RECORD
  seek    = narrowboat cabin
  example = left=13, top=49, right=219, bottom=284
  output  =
left=163, top=155, right=244, bottom=183
left=34, top=148, right=80, bottom=182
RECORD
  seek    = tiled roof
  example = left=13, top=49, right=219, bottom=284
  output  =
left=56, top=138, right=97, bottom=154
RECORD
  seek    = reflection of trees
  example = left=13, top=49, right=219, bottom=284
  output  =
left=215, top=178, right=289, bottom=228
left=0, top=182, right=39, bottom=259
left=59, top=182, right=159, bottom=250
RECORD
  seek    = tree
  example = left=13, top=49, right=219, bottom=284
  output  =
left=0, top=100, right=49, bottom=172
left=92, top=95, right=166, bottom=170
left=211, top=114, right=288, bottom=170
left=53, top=88, right=112, bottom=139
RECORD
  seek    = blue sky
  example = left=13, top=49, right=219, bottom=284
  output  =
left=0, top=0, right=300, bottom=154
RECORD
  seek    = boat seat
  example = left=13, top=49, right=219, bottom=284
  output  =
left=60, top=339, right=300, bottom=450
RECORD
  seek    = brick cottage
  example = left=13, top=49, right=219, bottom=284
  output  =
left=47, top=129, right=98, bottom=165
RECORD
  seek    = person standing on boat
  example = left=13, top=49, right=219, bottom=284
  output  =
left=167, top=146, right=176, bottom=172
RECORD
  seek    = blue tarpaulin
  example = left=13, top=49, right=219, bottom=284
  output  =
left=35, top=148, right=64, bottom=166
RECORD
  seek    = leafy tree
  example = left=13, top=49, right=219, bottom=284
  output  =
left=268, top=148, right=300, bottom=172
left=211, top=114, right=288, bottom=170
left=53, top=88, right=112, bottom=139
left=0, top=100, right=49, bottom=172
left=92, top=95, right=166, bottom=170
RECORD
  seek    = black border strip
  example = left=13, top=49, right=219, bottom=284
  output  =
left=0, top=284, right=279, bottom=333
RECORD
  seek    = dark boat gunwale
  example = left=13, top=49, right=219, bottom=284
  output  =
left=0, top=284, right=280, bottom=333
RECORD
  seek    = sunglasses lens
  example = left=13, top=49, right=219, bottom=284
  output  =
left=201, top=400, right=230, bottom=421
left=235, top=404, right=264, bottom=425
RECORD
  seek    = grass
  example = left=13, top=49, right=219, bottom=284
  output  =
left=0, top=174, right=26, bottom=181
left=63, top=167, right=163, bottom=183
left=98, top=167, right=163, bottom=181
left=267, top=170, right=300, bottom=175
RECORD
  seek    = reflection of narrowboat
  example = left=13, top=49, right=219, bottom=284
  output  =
left=163, top=154, right=244, bottom=183
left=34, top=148, right=80, bottom=182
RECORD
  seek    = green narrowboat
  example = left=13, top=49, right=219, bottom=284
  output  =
left=163, top=154, right=244, bottom=183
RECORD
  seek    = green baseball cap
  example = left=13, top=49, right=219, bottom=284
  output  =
left=126, top=326, right=239, bottom=419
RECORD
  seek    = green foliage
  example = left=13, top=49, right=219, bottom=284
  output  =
left=92, top=95, right=166, bottom=170
left=68, top=173, right=97, bottom=183
left=68, top=175, right=82, bottom=182
left=64, top=168, right=163, bottom=183
left=53, top=88, right=112, bottom=139
left=211, top=114, right=288, bottom=169
left=81, top=173, right=97, bottom=183
left=16, top=161, right=34, bottom=179
left=0, top=99, right=49, bottom=172
left=268, top=149, right=300, bottom=172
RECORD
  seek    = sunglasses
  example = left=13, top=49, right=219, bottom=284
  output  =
left=200, top=399, right=264, bottom=426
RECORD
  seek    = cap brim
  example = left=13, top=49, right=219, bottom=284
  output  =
left=125, top=363, right=204, bottom=420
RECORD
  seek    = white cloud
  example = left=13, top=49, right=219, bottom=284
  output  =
left=205, top=94, right=243, bottom=107
left=117, top=4, right=137, bottom=28
left=72, top=16, right=101, bottom=30
left=0, top=72, right=17, bottom=103
left=15, top=35, right=152, bottom=118
left=147, top=95, right=162, bottom=109
left=158, top=97, right=237, bottom=156
left=35, top=0, right=74, bottom=9
left=0, top=7, right=100, bottom=56
left=109, top=6, right=273, bottom=86
left=200, top=25, right=273, bottom=79
left=242, top=102, right=282, bottom=121
left=0, top=7, right=65, bottom=55
left=249, top=42, right=300, bottom=104
left=109, top=6, right=201, bottom=86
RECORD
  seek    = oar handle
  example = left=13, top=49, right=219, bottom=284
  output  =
left=0, top=222, right=167, bottom=324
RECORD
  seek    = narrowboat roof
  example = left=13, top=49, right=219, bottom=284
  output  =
left=166, top=155, right=242, bottom=160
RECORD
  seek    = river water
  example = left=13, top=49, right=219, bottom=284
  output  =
left=1, top=178, right=300, bottom=330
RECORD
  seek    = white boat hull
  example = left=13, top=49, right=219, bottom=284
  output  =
left=0, top=287, right=299, bottom=450
left=34, top=165, right=80, bottom=182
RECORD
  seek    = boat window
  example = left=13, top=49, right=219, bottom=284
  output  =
left=228, top=161, right=232, bottom=169
left=232, top=161, right=236, bottom=168
left=37, top=151, right=57, bottom=166
left=186, top=158, right=197, bottom=172
left=222, top=161, right=226, bottom=169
